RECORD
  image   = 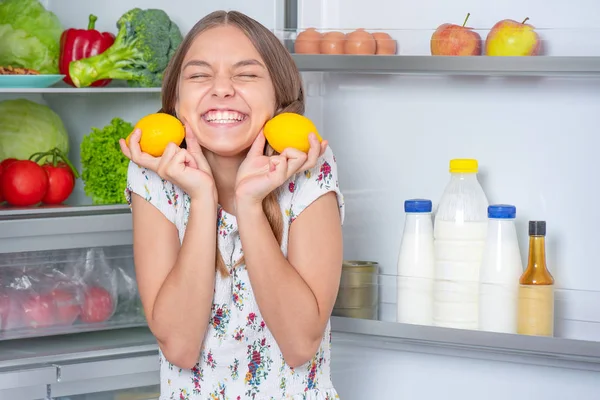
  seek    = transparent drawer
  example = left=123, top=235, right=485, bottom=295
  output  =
left=0, top=245, right=146, bottom=340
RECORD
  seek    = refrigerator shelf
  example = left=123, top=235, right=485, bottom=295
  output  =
left=293, top=54, right=600, bottom=76
left=1, top=55, right=599, bottom=97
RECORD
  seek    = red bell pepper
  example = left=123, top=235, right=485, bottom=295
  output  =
left=59, top=15, right=115, bottom=87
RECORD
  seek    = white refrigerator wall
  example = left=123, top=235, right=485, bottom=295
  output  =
left=297, top=1, right=600, bottom=399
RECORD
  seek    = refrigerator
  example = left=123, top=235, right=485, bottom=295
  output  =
left=1, top=0, right=599, bottom=398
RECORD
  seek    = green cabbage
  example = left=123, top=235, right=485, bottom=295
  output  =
left=0, top=99, right=69, bottom=162
left=0, top=0, right=64, bottom=74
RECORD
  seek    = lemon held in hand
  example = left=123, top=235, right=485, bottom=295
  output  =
left=263, top=113, right=322, bottom=153
left=126, top=113, right=185, bottom=157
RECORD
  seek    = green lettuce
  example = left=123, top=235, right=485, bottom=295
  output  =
left=0, top=0, right=64, bottom=74
left=0, top=99, right=69, bottom=162
left=80, top=118, right=133, bottom=205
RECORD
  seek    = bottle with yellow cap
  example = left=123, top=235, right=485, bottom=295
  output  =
left=433, top=158, right=489, bottom=330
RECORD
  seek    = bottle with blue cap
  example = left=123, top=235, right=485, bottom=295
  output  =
left=397, top=199, right=435, bottom=325
left=479, top=204, right=524, bottom=334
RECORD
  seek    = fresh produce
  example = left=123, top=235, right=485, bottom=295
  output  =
left=0, top=99, right=69, bottom=163
left=0, top=0, right=64, bottom=74
left=125, top=113, right=185, bottom=157
left=80, top=117, right=133, bottom=204
left=80, top=286, right=114, bottom=323
left=263, top=113, right=323, bottom=154
left=22, top=293, right=56, bottom=328
left=345, top=29, right=376, bottom=55
left=59, top=14, right=115, bottom=87
left=485, top=18, right=541, bottom=56
left=51, top=289, right=80, bottom=325
left=68, top=8, right=184, bottom=88
left=0, top=158, right=16, bottom=203
left=431, top=13, right=482, bottom=56
left=0, top=160, right=49, bottom=206
left=29, top=147, right=79, bottom=205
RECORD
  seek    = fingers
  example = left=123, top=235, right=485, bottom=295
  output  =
left=125, top=128, right=160, bottom=171
left=248, top=131, right=266, bottom=157
left=184, top=126, right=212, bottom=175
left=118, top=138, right=132, bottom=159
left=280, top=147, right=308, bottom=177
left=156, top=142, right=181, bottom=179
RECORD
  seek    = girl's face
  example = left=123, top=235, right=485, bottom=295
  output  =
left=176, top=25, right=277, bottom=157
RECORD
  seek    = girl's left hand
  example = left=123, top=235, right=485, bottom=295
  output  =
left=235, top=131, right=327, bottom=206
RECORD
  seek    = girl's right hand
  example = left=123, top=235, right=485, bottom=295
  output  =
left=119, top=127, right=217, bottom=202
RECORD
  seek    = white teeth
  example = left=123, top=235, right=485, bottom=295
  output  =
left=204, top=110, right=246, bottom=123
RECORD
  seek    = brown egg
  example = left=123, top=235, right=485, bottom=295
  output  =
left=344, top=29, right=376, bottom=55
left=294, top=28, right=322, bottom=54
left=372, top=32, right=397, bottom=55
left=320, top=31, right=346, bottom=54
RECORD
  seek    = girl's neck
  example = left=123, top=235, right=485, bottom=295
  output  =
left=205, top=150, right=246, bottom=214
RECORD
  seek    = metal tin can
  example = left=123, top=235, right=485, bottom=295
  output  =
left=333, top=261, right=379, bottom=320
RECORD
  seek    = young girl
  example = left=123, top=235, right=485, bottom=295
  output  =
left=119, top=10, right=345, bottom=400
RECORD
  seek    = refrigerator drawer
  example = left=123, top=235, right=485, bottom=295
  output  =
left=0, top=365, right=56, bottom=400
left=0, top=245, right=146, bottom=341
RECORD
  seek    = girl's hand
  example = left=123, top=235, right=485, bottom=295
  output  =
left=119, top=128, right=217, bottom=202
left=234, top=131, right=327, bottom=206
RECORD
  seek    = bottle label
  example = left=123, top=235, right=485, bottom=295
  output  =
left=517, top=284, right=554, bottom=336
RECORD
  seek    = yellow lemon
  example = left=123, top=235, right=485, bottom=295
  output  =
left=126, top=113, right=185, bottom=157
left=263, top=113, right=322, bottom=153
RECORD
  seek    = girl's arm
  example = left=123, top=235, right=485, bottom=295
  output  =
left=236, top=191, right=343, bottom=368
left=131, top=193, right=218, bottom=369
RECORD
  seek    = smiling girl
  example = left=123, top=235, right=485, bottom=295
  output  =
left=119, top=10, right=345, bottom=400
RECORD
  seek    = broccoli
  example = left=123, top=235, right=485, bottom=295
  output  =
left=69, top=8, right=183, bottom=88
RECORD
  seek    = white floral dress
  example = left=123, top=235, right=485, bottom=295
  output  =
left=125, top=146, right=345, bottom=400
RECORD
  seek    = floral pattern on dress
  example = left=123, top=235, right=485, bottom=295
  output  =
left=191, top=363, right=203, bottom=395
left=230, top=358, right=240, bottom=380
left=218, top=207, right=235, bottom=237
left=316, top=161, right=333, bottom=189
left=210, top=304, right=231, bottom=340
left=232, top=271, right=246, bottom=311
left=162, top=178, right=180, bottom=207
left=245, top=337, right=273, bottom=398
left=246, top=312, right=266, bottom=332
left=125, top=146, right=344, bottom=400
left=209, top=383, right=228, bottom=400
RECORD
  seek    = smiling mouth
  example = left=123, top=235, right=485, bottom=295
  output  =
left=202, top=109, right=248, bottom=125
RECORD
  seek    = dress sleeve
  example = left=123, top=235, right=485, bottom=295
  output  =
left=124, top=160, right=182, bottom=225
left=284, top=146, right=345, bottom=225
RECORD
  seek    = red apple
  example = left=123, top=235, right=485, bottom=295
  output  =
left=485, top=17, right=541, bottom=56
left=80, top=286, right=114, bottom=323
left=22, top=294, right=56, bottom=328
left=431, top=13, right=482, bottom=56
left=51, top=289, right=80, bottom=325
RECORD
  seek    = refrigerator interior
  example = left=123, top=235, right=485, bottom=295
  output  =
left=1, top=0, right=600, bottom=398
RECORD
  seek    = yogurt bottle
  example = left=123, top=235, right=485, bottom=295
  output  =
left=479, top=204, right=523, bottom=334
left=433, top=159, right=489, bottom=330
left=397, top=199, right=435, bottom=325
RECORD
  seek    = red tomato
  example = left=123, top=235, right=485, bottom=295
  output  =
left=0, top=158, right=17, bottom=204
left=51, top=289, right=80, bottom=325
left=22, top=294, right=56, bottom=328
left=80, top=286, right=114, bottom=323
left=0, top=160, right=48, bottom=206
left=42, top=162, right=75, bottom=204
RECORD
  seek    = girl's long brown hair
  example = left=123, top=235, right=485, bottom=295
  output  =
left=160, top=11, right=305, bottom=276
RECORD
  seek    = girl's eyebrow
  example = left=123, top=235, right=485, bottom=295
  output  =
left=183, top=59, right=266, bottom=71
